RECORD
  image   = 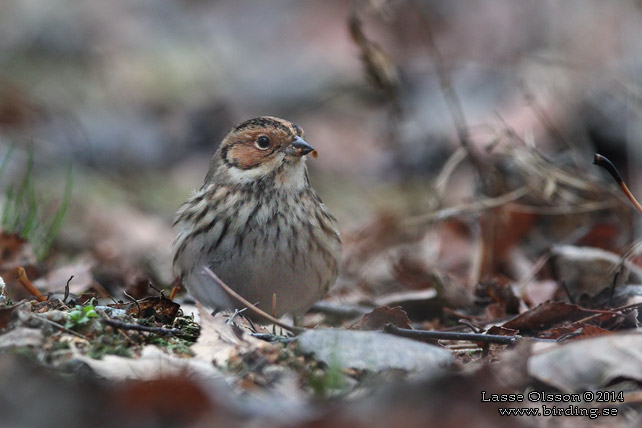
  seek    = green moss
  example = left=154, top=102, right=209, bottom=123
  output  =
left=87, top=333, right=134, bottom=359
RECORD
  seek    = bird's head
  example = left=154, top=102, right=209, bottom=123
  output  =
left=207, top=116, right=315, bottom=189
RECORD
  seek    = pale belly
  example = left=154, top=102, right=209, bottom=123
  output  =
left=182, top=224, right=338, bottom=317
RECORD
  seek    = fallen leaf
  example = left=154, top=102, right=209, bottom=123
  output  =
left=0, top=327, right=43, bottom=349
left=502, top=301, right=619, bottom=332
left=551, top=245, right=642, bottom=299
left=191, top=304, right=265, bottom=367
left=298, top=328, right=453, bottom=373
left=528, top=332, right=642, bottom=391
left=537, top=322, right=612, bottom=341
left=72, top=345, right=219, bottom=380
left=486, top=325, right=518, bottom=337
left=350, top=306, right=411, bottom=331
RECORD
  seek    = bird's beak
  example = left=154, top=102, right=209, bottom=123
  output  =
left=285, top=136, right=315, bottom=157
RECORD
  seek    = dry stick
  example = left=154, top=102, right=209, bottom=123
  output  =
left=123, top=291, right=142, bottom=318
left=571, top=302, right=642, bottom=326
left=103, top=318, right=183, bottom=336
left=509, top=200, right=619, bottom=215
left=593, top=153, right=642, bottom=214
left=31, top=314, right=89, bottom=340
left=16, top=267, right=46, bottom=302
left=404, top=186, right=530, bottom=228
left=434, top=146, right=467, bottom=201
left=383, top=323, right=520, bottom=345
left=63, top=275, right=74, bottom=304
left=202, top=267, right=303, bottom=334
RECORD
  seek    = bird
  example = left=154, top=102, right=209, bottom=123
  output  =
left=172, top=116, right=341, bottom=318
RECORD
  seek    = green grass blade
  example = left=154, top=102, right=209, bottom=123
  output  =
left=37, top=164, right=73, bottom=259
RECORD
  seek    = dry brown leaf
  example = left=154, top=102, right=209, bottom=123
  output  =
left=191, top=304, right=265, bottom=367
left=537, top=322, right=612, bottom=341
left=528, top=332, right=642, bottom=391
left=503, top=301, right=619, bottom=333
left=350, top=306, right=411, bottom=331
left=551, top=245, right=642, bottom=299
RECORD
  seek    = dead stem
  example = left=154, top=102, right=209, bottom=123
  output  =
left=594, top=153, right=642, bottom=214
left=404, top=186, right=530, bottom=228
left=103, top=318, right=183, bottom=336
left=16, top=267, right=46, bottom=302
left=383, top=323, right=520, bottom=345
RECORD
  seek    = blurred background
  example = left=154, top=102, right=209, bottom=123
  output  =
left=1, top=0, right=642, bottom=301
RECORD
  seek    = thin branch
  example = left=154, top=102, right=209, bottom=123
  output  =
left=123, top=291, right=142, bottom=318
left=384, top=323, right=521, bottom=345
left=16, top=267, right=46, bottom=302
left=594, top=153, right=642, bottom=214
left=31, top=314, right=89, bottom=340
left=508, top=200, right=620, bottom=215
left=434, top=146, right=467, bottom=200
left=103, top=318, right=183, bottom=336
left=63, top=275, right=73, bottom=304
left=404, top=186, right=530, bottom=228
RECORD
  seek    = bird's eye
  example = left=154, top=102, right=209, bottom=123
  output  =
left=255, top=135, right=271, bottom=150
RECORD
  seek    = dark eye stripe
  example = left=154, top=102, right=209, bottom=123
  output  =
left=220, top=141, right=279, bottom=170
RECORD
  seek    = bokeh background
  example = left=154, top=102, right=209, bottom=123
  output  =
left=2, top=0, right=642, bottom=297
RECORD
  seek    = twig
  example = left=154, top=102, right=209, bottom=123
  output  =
left=509, top=200, right=619, bottom=215
left=147, top=282, right=165, bottom=298
left=123, top=291, right=142, bottom=318
left=202, top=267, right=304, bottom=334
left=103, top=318, right=182, bottom=336
left=30, top=314, right=89, bottom=340
left=613, top=301, right=642, bottom=314
left=63, top=275, right=73, bottom=304
left=16, top=267, right=46, bottom=302
left=594, top=153, right=642, bottom=214
left=434, top=146, right=467, bottom=200
left=384, top=323, right=521, bottom=345
left=404, top=186, right=530, bottom=228
left=458, top=319, right=484, bottom=333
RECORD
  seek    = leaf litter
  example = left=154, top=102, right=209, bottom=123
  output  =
left=4, top=142, right=642, bottom=427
